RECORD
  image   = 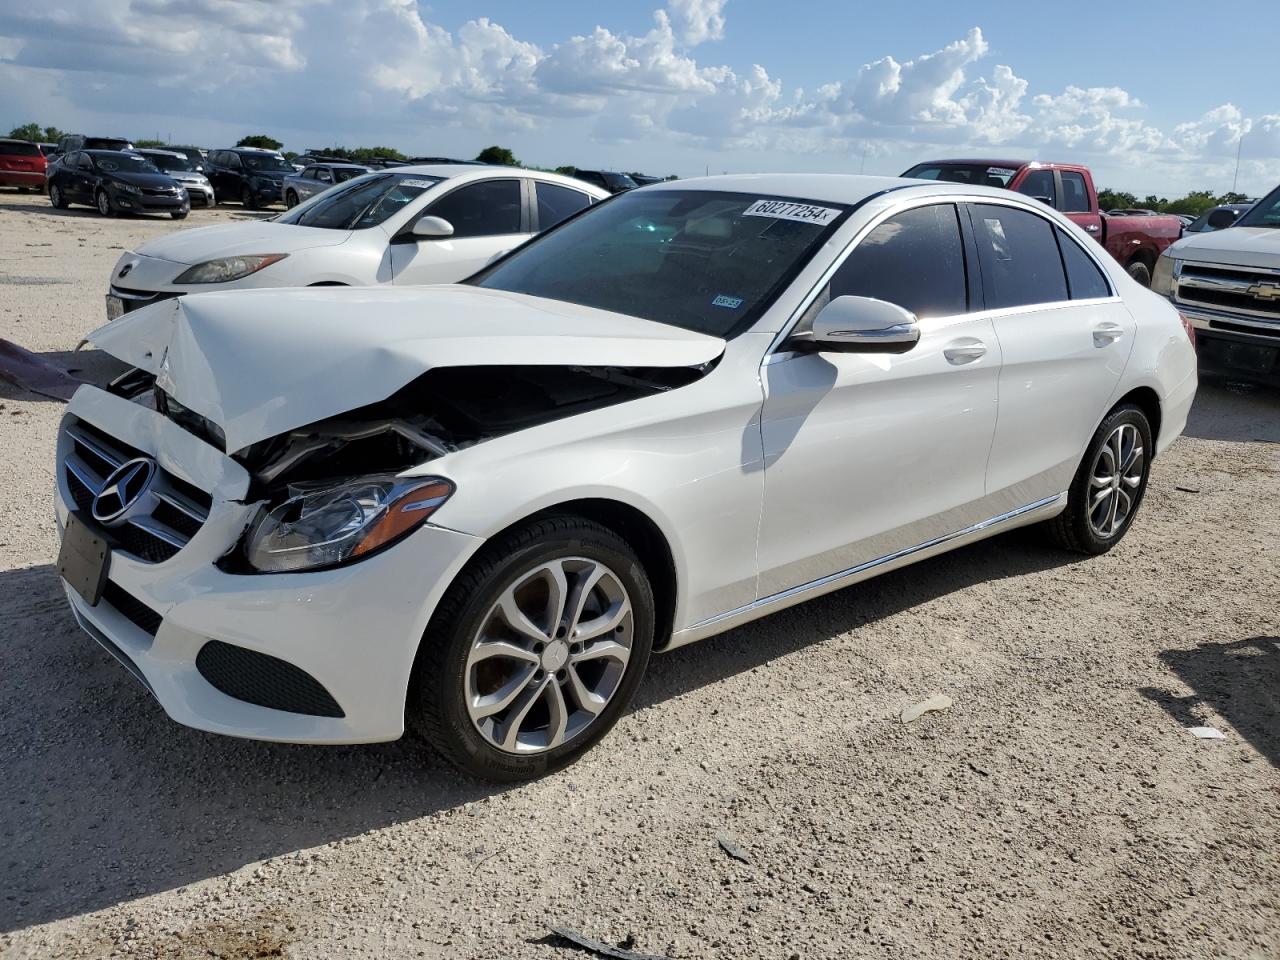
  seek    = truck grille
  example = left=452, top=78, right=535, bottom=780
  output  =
left=62, top=417, right=212, bottom=564
left=1175, top=263, right=1280, bottom=322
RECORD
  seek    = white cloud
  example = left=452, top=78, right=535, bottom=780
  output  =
left=0, top=1, right=1275, bottom=192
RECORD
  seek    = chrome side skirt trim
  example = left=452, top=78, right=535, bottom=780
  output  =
left=667, top=493, right=1067, bottom=650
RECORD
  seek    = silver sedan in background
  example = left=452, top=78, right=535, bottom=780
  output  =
left=135, top=149, right=215, bottom=207
left=283, top=163, right=372, bottom=208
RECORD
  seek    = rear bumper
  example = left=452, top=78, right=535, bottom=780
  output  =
left=0, top=170, right=46, bottom=187
left=1179, top=304, right=1280, bottom=384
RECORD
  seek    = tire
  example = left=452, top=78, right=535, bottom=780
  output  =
left=408, top=515, right=655, bottom=781
left=49, top=184, right=68, bottom=209
left=95, top=189, right=114, bottom=217
left=1044, top=404, right=1153, bottom=555
left=1126, top=260, right=1152, bottom=287
left=241, top=186, right=258, bottom=210
left=170, top=210, right=188, bottom=220
left=285, top=190, right=298, bottom=209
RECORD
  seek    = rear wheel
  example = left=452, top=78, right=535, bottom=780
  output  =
left=1045, top=404, right=1152, bottom=555
left=95, top=189, right=114, bottom=217
left=49, top=183, right=68, bottom=209
left=408, top=515, right=654, bottom=781
left=1126, top=260, right=1152, bottom=287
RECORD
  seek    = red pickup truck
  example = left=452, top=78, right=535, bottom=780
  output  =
left=901, top=159, right=1183, bottom=286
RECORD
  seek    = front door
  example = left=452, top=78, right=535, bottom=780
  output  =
left=755, top=202, right=1002, bottom=596
left=391, top=178, right=533, bottom=285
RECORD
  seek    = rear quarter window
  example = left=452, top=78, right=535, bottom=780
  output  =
left=1056, top=229, right=1111, bottom=299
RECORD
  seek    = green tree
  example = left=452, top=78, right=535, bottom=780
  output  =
left=476, top=145, right=519, bottom=166
left=236, top=134, right=284, bottom=150
left=1220, top=191, right=1250, bottom=204
left=1163, top=190, right=1218, bottom=216
left=553, top=165, right=577, bottom=176
left=134, top=138, right=168, bottom=149
left=310, top=145, right=408, bottom=164
left=8, top=122, right=64, bottom=143
left=1096, top=188, right=1138, bottom=211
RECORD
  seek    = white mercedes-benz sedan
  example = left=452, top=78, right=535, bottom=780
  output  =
left=102, top=164, right=608, bottom=322
left=57, top=174, right=1197, bottom=780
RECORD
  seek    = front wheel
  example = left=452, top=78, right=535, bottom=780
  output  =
left=1127, top=260, right=1152, bottom=287
left=284, top=190, right=298, bottom=208
left=95, top=189, right=114, bottom=217
left=1045, top=404, right=1153, bottom=555
left=241, top=186, right=258, bottom=210
left=408, top=516, right=654, bottom=781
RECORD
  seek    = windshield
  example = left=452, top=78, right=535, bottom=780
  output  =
left=902, top=162, right=1021, bottom=187
left=90, top=152, right=160, bottom=174
left=275, top=173, right=442, bottom=229
left=145, top=153, right=194, bottom=172
left=242, top=153, right=294, bottom=172
left=471, top=189, right=850, bottom=338
left=1235, top=186, right=1280, bottom=228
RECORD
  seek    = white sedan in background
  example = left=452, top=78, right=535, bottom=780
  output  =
left=103, top=165, right=608, bottom=321
left=61, top=175, right=1196, bottom=781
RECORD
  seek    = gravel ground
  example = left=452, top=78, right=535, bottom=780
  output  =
left=0, top=189, right=1277, bottom=960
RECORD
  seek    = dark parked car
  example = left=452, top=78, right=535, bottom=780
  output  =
left=56, top=134, right=134, bottom=154
left=206, top=147, right=296, bottom=208
left=0, top=138, right=47, bottom=191
left=630, top=173, right=666, bottom=186
left=1182, top=201, right=1255, bottom=234
left=572, top=169, right=637, bottom=194
left=47, top=150, right=189, bottom=219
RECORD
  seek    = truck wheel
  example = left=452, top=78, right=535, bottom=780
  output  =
left=1126, top=261, right=1152, bottom=287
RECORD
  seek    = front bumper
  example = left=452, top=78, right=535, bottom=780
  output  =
left=248, top=181, right=283, bottom=205
left=112, top=188, right=189, bottom=215
left=54, top=386, right=482, bottom=743
left=179, top=183, right=214, bottom=206
left=1177, top=304, right=1280, bottom=384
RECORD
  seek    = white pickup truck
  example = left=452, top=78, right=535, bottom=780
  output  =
left=1153, top=184, right=1280, bottom=383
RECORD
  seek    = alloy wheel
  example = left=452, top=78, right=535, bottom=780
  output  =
left=465, top=557, right=633, bottom=754
left=49, top=185, right=61, bottom=207
left=1087, top=423, right=1144, bottom=539
left=96, top=190, right=110, bottom=216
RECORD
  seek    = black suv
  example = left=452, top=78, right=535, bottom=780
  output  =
left=206, top=147, right=295, bottom=208
left=571, top=169, right=637, bottom=194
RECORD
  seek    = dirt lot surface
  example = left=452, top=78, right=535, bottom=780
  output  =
left=0, top=189, right=1277, bottom=960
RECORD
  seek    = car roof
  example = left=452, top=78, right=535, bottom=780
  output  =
left=137, top=149, right=185, bottom=158
left=224, top=146, right=284, bottom=154
left=910, top=158, right=1030, bottom=169
left=307, top=162, right=369, bottom=169
left=640, top=173, right=925, bottom=205
left=385, top=164, right=611, bottom=196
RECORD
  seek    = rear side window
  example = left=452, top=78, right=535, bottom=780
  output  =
left=536, top=182, right=592, bottom=231
left=968, top=203, right=1068, bottom=309
left=427, top=179, right=522, bottom=237
left=0, top=141, right=41, bottom=157
left=1017, top=169, right=1056, bottom=206
left=1059, top=172, right=1091, bottom=213
left=1056, top=229, right=1111, bottom=299
left=826, top=203, right=968, bottom=319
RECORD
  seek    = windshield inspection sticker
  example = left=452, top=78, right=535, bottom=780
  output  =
left=398, top=178, right=436, bottom=189
left=743, top=199, right=841, bottom=226
left=712, top=294, right=744, bottom=309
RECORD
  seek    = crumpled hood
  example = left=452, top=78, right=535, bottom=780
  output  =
left=1170, top=226, right=1280, bottom=268
left=132, top=221, right=350, bottom=264
left=86, top=285, right=726, bottom=453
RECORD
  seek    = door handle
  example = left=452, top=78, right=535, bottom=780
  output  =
left=943, top=339, right=987, bottom=364
left=1093, top=322, right=1124, bottom=346
left=1085, top=224, right=1100, bottom=233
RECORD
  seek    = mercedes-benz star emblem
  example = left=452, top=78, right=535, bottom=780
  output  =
left=91, top=457, right=157, bottom=524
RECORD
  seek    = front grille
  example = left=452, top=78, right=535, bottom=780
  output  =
left=142, top=186, right=179, bottom=197
left=62, top=417, right=213, bottom=565
left=110, top=286, right=181, bottom=315
left=196, top=641, right=345, bottom=717
left=1176, top=263, right=1280, bottom=321
left=101, top=581, right=163, bottom=636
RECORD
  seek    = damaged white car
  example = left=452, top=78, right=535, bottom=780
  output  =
left=55, top=175, right=1197, bottom=780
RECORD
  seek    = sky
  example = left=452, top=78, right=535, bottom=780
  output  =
left=1, top=0, right=1276, bottom=196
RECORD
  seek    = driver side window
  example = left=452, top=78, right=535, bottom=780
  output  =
left=424, top=179, right=522, bottom=238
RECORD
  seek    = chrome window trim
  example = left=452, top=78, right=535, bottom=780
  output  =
left=763, top=191, right=1119, bottom=359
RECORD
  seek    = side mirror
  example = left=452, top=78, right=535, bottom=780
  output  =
left=413, top=215, right=455, bottom=239
left=789, top=296, right=920, bottom=354
left=1206, top=209, right=1237, bottom=230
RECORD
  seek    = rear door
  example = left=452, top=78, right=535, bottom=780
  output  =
left=1057, top=168, right=1104, bottom=242
left=755, top=202, right=1002, bottom=596
left=390, top=178, right=532, bottom=284
left=967, top=201, right=1134, bottom=502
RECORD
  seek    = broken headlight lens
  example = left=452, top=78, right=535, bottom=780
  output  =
left=174, top=254, right=288, bottom=284
left=244, top=475, right=453, bottom=573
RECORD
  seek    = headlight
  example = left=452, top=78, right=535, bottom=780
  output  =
left=243, top=475, right=454, bottom=573
left=115, top=183, right=141, bottom=195
left=1151, top=255, right=1178, bottom=297
left=174, top=254, right=288, bottom=284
